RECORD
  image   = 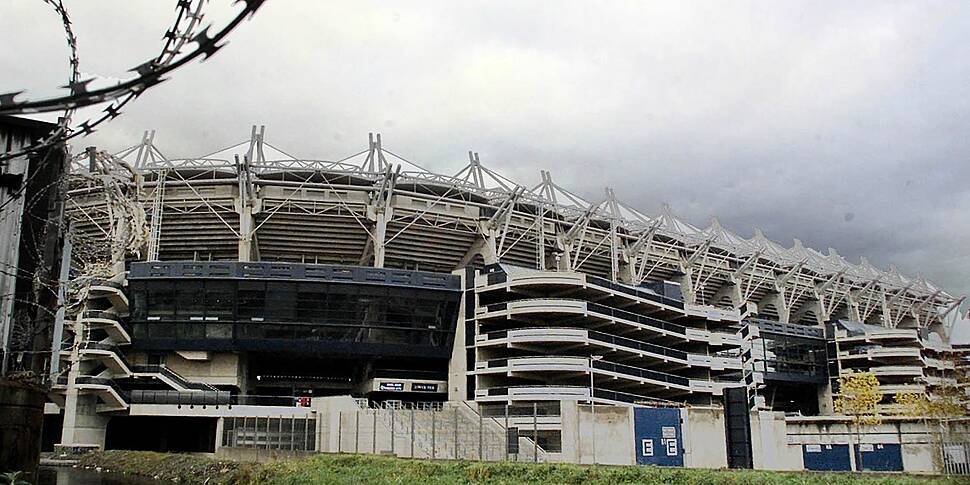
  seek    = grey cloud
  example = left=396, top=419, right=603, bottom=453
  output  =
left=3, top=0, right=968, bottom=313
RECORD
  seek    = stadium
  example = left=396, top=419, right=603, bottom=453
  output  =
left=49, top=126, right=968, bottom=470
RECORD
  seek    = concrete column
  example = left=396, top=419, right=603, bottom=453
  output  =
left=758, top=292, right=790, bottom=323
left=674, top=270, right=696, bottom=306
left=59, top=394, right=109, bottom=448
left=791, top=300, right=824, bottom=325
left=846, top=292, right=862, bottom=322
left=617, top=255, right=637, bottom=285
left=713, top=282, right=743, bottom=309
left=237, top=204, right=253, bottom=262
left=372, top=210, right=387, bottom=268
left=816, top=382, right=835, bottom=415
left=481, top=229, right=499, bottom=266
left=447, top=270, right=468, bottom=402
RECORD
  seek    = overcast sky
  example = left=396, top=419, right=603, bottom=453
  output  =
left=4, top=1, right=969, bottom=325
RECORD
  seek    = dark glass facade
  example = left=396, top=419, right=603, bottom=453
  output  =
left=127, top=263, right=461, bottom=359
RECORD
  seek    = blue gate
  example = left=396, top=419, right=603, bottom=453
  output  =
left=802, top=444, right=851, bottom=471
left=633, top=407, right=683, bottom=466
left=856, top=443, right=903, bottom=471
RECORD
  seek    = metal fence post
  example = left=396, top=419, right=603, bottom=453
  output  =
left=533, top=403, right=538, bottom=463
left=337, top=411, right=343, bottom=453
left=454, top=407, right=460, bottom=460
left=266, top=417, right=272, bottom=450
left=373, top=409, right=378, bottom=454
left=432, top=410, right=437, bottom=459
left=253, top=417, right=259, bottom=463
left=410, top=408, right=415, bottom=458
left=504, top=404, right=510, bottom=461
left=304, top=416, right=310, bottom=452
left=355, top=410, right=360, bottom=453
left=479, top=410, right=484, bottom=461
left=391, top=407, right=396, bottom=455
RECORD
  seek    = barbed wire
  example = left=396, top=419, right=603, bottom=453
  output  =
left=0, top=0, right=265, bottom=163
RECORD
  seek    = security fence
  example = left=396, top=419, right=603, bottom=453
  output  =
left=221, top=416, right=317, bottom=451
left=942, top=442, right=970, bottom=475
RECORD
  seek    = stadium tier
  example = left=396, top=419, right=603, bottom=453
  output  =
left=51, top=128, right=965, bottom=456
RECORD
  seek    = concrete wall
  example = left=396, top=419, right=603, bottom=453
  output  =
left=166, top=352, right=241, bottom=388
left=682, top=407, right=727, bottom=469
left=311, top=396, right=361, bottom=454
left=784, top=417, right=970, bottom=474
left=750, top=411, right=802, bottom=471
left=313, top=397, right=507, bottom=461
left=561, top=401, right=634, bottom=465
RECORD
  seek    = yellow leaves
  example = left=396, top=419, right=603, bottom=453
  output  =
left=892, top=392, right=927, bottom=416
left=892, top=384, right=966, bottom=419
left=834, top=371, right=881, bottom=426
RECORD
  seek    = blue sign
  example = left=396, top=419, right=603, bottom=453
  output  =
left=803, top=444, right=851, bottom=471
left=856, top=443, right=903, bottom=472
left=633, top=407, right=683, bottom=466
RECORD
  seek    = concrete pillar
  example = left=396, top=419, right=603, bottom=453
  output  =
left=237, top=204, right=253, bottom=262
left=816, top=382, right=835, bottom=416
left=59, top=312, right=108, bottom=449
left=372, top=210, right=387, bottom=268
left=447, top=270, right=469, bottom=402
left=758, top=292, right=790, bottom=323
left=59, top=394, right=108, bottom=448
left=791, top=300, right=824, bottom=325
left=845, top=292, right=862, bottom=322
left=674, top=270, right=696, bottom=306
left=713, top=282, right=743, bottom=309
left=559, top=400, right=580, bottom=463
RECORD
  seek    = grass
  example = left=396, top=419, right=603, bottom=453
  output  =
left=78, top=451, right=961, bottom=485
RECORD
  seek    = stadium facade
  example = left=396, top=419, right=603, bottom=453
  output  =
left=45, top=127, right=969, bottom=471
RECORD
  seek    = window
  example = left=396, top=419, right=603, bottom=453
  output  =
left=147, top=281, right=176, bottom=319
left=238, top=281, right=266, bottom=321
left=206, top=281, right=235, bottom=320
left=265, top=282, right=296, bottom=321
left=296, top=283, right=326, bottom=323
left=130, top=282, right=147, bottom=320
left=176, top=281, right=204, bottom=319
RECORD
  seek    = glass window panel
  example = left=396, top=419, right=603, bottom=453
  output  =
left=265, top=282, right=296, bottom=321
left=130, top=282, right=147, bottom=320
left=238, top=281, right=266, bottom=320
left=206, top=281, right=235, bottom=320
left=147, top=281, right=176, bottom=319
left=175, top=281, right=204, bottom=319
left=297, top=283, right=326, bottom=323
